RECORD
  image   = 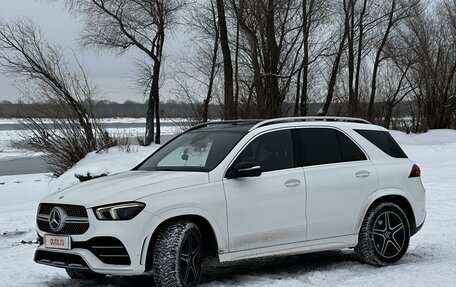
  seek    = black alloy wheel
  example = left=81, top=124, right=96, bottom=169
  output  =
left=356, top=202, right=410, bottom=266
left=180, top=232, right=202, bottom=286
left=372, top=211, right=406, bottom=259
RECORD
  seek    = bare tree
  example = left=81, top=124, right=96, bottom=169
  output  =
left=231, top=0, right=304, bottom=118
left=294, top=0, right=329, bottom=116
left=401, top=1, right=456, bottom=130
left=0, top=18, right=112, bottom=175
left=172, top=0, right=221, bottom=122
left=64, top=0, right=186, bottom=144
left=366, top=0, right=418, bottom=122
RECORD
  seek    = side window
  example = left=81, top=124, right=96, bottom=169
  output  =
left=355, top=129, right=407, bottom=158
left=338, top=131, right=367, bottom=161
left=297, top=128, right=366, bottom=166
left=234, top=130, right=295, bottom=172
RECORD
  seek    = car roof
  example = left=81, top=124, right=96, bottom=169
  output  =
left=189, top=117, right=384, bottom=133
left=192, top=120, right=261, bottom=132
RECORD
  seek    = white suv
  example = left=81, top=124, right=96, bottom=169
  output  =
left=34, top=117, right=426, bottom=286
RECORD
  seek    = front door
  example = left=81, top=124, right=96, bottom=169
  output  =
left=223, top=129, right=307, bottom=252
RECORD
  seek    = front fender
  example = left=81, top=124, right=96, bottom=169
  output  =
left=156, top=207, right=228, bottom=253
left=139, top=206, right=228, bottom=266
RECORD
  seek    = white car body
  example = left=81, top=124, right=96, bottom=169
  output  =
left=34, top=117, right=426, bottom=276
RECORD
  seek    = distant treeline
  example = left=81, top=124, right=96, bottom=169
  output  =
left=0, top=100, right=415, bottom=125
left=0, top=100, right=220, bottom=119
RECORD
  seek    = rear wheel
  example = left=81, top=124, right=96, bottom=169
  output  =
left=152, top=221, right=203, bottom=287
left=65, top=268, right=105, bottom=280
left=356, top=202, right=410, bottom=266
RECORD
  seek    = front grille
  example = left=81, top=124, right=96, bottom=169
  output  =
left=74, top=237, right=131, bottom=265
left=39, top=203, right=88, bottom=217
left=37, top=203, right=89, bottom=235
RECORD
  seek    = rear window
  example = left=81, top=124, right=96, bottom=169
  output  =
left=355, top=129, right=407, bottom=158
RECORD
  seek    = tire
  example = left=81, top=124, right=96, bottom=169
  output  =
left=65, top=268, right=105, bottom=280
left=356, top=202, right=410, bottom=266
left=152, top=221, right=203, bottom=287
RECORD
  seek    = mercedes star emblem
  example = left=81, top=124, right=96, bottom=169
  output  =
left=49, top=206, right=67, bottom=232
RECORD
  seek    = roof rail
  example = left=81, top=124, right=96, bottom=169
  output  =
left=187, top=120, right=261, bottom=132
left=249, top=116, right=371, bottom=131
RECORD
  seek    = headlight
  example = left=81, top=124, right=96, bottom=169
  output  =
left=93, top=202, right=145, bottom=220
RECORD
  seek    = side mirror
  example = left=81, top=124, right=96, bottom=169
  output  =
left=226, top=162, right=262, bottom=179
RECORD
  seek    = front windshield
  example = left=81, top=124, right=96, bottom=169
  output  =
left=137, top=131, right=246, bottom=172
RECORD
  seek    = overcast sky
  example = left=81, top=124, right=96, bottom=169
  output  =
left=0, top=1, right=186, bottom=103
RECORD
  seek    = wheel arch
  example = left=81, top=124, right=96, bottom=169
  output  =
left=356, top=190, right=416, bottom=235
left=144, top=213, right=221, bottom=271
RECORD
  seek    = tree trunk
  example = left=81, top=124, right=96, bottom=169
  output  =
left=321, top=3, right=350, bottom=116
left=203, top=0, right=220, bottom=122
left=154, top=95, right=160, bottom=144
left=294, top=67, right=302, bottom=116
left=145, top=95, right=155, bottom=146
left=234, top=21, right=241, bottom=119
left=300, top=0, right=313, bottom=117
left=264, top=0, right=281, bottom=118
left=152, top=60, right=161, bottom=144
left=80, top=118, right=96, bottom=150
left=368, top=0, right=397, bottom=122
left=354, top=0, right=368, bottom=117
left=216, top=0, right=235, bottom=120
left=384, top=102, right=394, bottom=129
left=347, top=0, right=356, bottom=116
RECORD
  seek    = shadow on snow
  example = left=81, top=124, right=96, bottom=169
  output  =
left=44, top=250, right=363, bottom=287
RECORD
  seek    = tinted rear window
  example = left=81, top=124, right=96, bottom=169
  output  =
left=355, top=129, right=407, bottom=158
left=297, top=128, right=366, bottom=166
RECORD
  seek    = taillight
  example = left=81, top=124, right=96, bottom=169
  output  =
left=409, top=164, right=421, bottom=178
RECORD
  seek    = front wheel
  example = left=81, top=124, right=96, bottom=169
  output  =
left=356, top=202, right=410, bottom=266
left=152, top=221, right=203, bottom=287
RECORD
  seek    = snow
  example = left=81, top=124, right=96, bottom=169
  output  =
left=49, top=145, right=159, bottom=193
left=0, top=129, right=455, bottom=286
left=98, top=117, right=187, bottom=124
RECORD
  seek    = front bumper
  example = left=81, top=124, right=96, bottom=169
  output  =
left=35, top=206, right=161, bottom=275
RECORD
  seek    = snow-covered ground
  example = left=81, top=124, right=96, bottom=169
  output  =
left=0, top=129, right=455, bottom=286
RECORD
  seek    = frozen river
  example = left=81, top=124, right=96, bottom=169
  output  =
left=0, top=118, right=180, bottom=175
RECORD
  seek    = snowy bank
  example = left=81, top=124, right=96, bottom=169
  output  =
left=49, top=145, right=159, bottom=193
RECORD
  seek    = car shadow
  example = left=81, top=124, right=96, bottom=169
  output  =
left=201, top=250, right=360, bottom=284
left=45, top=250, right=360, bottom=287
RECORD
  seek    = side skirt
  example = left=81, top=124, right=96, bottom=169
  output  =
left=219, top=234, right=358, bottom=263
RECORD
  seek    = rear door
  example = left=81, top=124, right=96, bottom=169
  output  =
left=296, top=127, right=378, bottom=240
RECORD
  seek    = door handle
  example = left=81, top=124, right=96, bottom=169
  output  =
left=285, top=179, right=301, bottom=188
left=355, top=171, right=370, bottom=178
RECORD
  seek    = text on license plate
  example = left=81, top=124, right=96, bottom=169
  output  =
left=44, top=235, right=71, bottom=250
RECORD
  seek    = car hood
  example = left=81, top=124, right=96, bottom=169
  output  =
left=41, top=170, right=209, bottom=208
